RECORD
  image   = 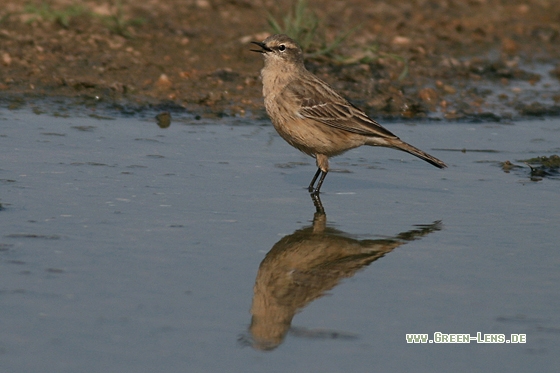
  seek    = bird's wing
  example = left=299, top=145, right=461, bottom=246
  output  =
left=285, top=76, right=397, bottom=139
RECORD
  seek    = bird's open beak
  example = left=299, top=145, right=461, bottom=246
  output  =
left=250, top=41, right=272, bottom=53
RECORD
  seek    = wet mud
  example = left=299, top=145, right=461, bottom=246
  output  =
left=1, top=0, right=560, bottom=120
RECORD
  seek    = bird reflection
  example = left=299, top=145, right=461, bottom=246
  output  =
left=245, top=194, right=442, bottom=350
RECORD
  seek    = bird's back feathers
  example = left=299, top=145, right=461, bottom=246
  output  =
left=285, top=72, right=398, bottom=139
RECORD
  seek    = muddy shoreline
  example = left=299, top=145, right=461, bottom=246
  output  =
left=1, top=0, right=559, bottom=120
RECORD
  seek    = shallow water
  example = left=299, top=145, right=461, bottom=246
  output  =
left=1, top=108, right=559, bottom=372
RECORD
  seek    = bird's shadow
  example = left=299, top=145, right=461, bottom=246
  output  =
left=239, top=194, right=442, bottom=350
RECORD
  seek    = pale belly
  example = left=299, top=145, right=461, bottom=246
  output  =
left=264, top=93, right=366, bottom=157
left=271, top=116, right=366, bottom=157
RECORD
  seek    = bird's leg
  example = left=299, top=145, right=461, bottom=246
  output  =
left=309, top=154, right=329, bottom=194
left=308, top=168, right=322, bottom=192
left=310, top=193, right=326, bottom=233
left=313, top=170, right=328, bottom=194
left=310, top=192, right=325, bottom=215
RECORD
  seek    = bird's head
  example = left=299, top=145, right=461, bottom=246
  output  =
left=251, top=34, right=304, bottom=66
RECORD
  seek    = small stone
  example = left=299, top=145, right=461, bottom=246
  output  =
left=502, top=38, right=518, bottom=54
left=239, top=32, right=271, bottom=44
left=156, top=74, right=172, bottom=88
left=196, top=0, right=211, bottom=9
left=1, top=52, right=11, bottom=66
left=156, top=112, right=171, bottom=128
left=442, top=85, right=457, bottom=94
left=392, top=36, right=411, bottom=45
left=517, top=4, right=529, bottom=14
left=441, top=57, right=461, bottom=68
left=419, top=87, right=438, bottom=102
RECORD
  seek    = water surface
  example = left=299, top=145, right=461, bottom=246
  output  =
left=1, top=109, right=559, bottom=372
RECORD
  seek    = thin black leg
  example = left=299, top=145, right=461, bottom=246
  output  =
left=313, top=171, right=328, bottom=194
left=308, top=168, right=322, bottom=192
left=310, top=192, right=325, bottom=215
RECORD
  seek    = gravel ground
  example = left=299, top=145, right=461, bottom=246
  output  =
left=1, top=0, right=559, bottom=119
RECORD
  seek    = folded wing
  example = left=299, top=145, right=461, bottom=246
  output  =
left=286, top=76, right=398, bottom=139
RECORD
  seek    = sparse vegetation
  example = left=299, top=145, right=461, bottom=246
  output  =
left=519, top=155, right=560, bottom=180
left=335, top=44, right=409, bottom=81
left=23, top=2, right=87, bottom=28
left=22, top=1, right=144, bottom=37
left=267, top=0, right=357, bottom=59
left=0, top=12, right=13, bottom=25
left=1, top=0, right=558, bottom=120
left=94, top=0, right=145, bottom=38
left=267, top=0, right=407, bottom=80
left=522, top=155, right=560, bottom=169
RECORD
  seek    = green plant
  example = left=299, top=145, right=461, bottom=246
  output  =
left=0, top=12, right=12, bottom=25
left=267, top=0, right=358, bottom=58
left=22, top=1, right=145, bottom=37
left=267, top=1, right=408, bottom=80
left=94, top=0, right=145, bottom=38
left=335, top=44, right=409, bottom=81
left=521, top=155, right=560, bottom=168
left=24, top=2, right=87, bottom=28
left=267, top=0, right=318, bottom=50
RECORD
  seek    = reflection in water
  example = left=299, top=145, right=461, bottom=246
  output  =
left=246, top=195, right=442, bottom=350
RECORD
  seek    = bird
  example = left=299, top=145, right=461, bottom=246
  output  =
left=251, top=34, right=447, bottom=194
left=247, top=193, right=443, bottom=350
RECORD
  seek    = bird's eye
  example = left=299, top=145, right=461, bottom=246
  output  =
left=278, top=44, right=286, bottom=52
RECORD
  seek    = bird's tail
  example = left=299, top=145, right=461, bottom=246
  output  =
left=384, top=138, right=447, bottom=169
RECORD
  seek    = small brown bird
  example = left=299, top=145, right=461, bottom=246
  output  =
left=252, top=34, right=446, bottom=194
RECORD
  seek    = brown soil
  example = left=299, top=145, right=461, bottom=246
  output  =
left=1, top=0, right=560, bottom=120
